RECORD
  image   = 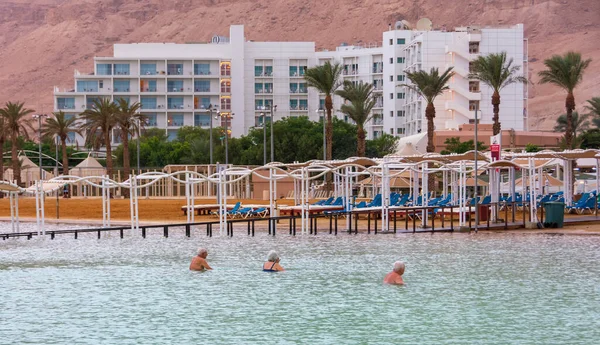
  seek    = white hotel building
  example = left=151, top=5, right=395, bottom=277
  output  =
left=54, top=24, right=527, bottom=147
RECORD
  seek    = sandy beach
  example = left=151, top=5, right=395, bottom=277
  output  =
left=1, top=197, right=600, bottom=235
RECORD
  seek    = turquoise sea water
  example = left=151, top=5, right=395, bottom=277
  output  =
left=1, top=230, right=599, bottom=344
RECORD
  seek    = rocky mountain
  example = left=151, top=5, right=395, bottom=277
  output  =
left=1, top=0, right=598, bottom=130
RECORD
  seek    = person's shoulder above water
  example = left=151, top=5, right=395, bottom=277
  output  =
left=190, top=247, right=212, bottom=271
left=263, top=250, right=284, bottom=272
left=383, top=261, right=405, bottom=285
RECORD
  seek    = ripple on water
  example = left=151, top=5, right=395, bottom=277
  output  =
left=0, top=230, right=599, bottom=344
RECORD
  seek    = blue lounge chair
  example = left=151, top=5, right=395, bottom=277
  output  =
left=236, top=207, right=254, bottom=219
left=250, top=207, right=268, bottom=217
left=566, top=193, right=591, bottom=214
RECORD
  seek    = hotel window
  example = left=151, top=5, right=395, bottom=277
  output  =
left=167, top=80, right=184, bottom=92
left=144, top=113, right=157, bottom=126
left=290, top=99, right=298, bottom=110
left=141, top=80, right=157, bottom=92
left=141, top=63, right=157, bottom=75
left=220, top=63, right=231, bottom=76
left=194, top=114, right=210, bottom=127
left=194, top=97, right=211, bottom=109
left=140, top=97, right=157, bottom=109
left=221, top=80, right=231, bottom=93
left=389, top=75, right=394, bottom=82
left=57, top=98, right=75, bottom=110
left=167, top=114, right=184, bottom=127
left=390, top=128, right=394, bottom=134
left=96, top=64, right=112, bottom=75
left=255, top=83, right=264, bottom=93
left=167, top=97, right=184, bottom=109
left=397, top=57, right=405, bottom=63
left=194, top=63, right=210, bottom=75
left=221, top=98, right=231, bottom=110
left=469, top=41, right=480, bottom=54
left=265, top=66, right=273, bottom=76
left=389, top=58, right=393, bottom=64
left=397, top=93, right=405, bottom=99
left=397, top=74, right=405, bottom=81
left=114, top=64, right=130, bottom=75
left=77, top=81, right=98, bottom=92
left=167, top=63, right=183, bottom=75
left=469, top=100, right=480, bottom=111
left=469, top=81, right=480, bottom=93
left=319, top=99, right=325, bottom=110
left=67, top=132, right=76, bottom=143
left=255, top=66, right=264, bottom=77
left=390, top=111, right=393, bottom=117
left=256, top=99, right=272, bottom=110
left=195, top=80, right=210, bottom=92
left=113, top=80, right=130, bottom=92
left=299, top=99, right=308, bottom=110
left=397, top=38, right=405, bottom=44
left=299, top=66, right=306, bottom=76
left=86, top=97, right=102, bottom=109
left=397, top=110, right=405, bottom=117
left=390, top=93, right=394, bottom=99
left=99, top=81, right=104, bottom=89
left=289, top=66, right=298, bottom=77
left=389, top=39, right=393, bottom=45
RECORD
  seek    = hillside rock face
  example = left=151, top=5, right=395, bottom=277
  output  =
left=1, top=0, right=598, bottom=130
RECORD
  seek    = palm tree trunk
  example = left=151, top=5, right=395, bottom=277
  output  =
left=492, top=91, right=501, bottom=135
left=61, top=136, right=70, bottom=197
left=565, top=92, right=575, bottom=148
left=325, top=94, right=334, bottom=192
left=426, top=102, right=436, bottom=192
left=11, top=132, right=20, bottom=186
left=104, top=131, right=113, bottom=179
left=61, top=137, right=68, bottom=175
left=122, top=132, right=130, bottom=199
left=357, top=126, right=366, bottom=157
left=325, top=95, right=333, bottom=160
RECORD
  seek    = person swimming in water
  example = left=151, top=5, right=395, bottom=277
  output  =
left=189, top=248, right=212, bottom=271
left=383, top=261, right=405, bottom=285
left=263, top=250, right=284, bottom=272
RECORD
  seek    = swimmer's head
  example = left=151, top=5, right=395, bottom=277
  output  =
left=393, top=261, right=405, bottom=275
left=197, top=248, right=208, bottom=258
left=267, top=250, right=280, bottom=262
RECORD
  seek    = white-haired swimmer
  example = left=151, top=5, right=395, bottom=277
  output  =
left=383, top=261, right=405, bottom=285
left=190, top=248, right=212, bottom=271
left=263, top=250, right=284, bottom=272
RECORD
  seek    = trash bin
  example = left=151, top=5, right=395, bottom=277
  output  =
left=544, top=202, right=565, bottom=228
left=478, top=204, right=490, bottom=222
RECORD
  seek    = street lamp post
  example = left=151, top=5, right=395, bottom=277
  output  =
left=224, top=112, right=234, bottom=165
left=260, top=112, right=267, bottom=165
left=474, top=103, right=479, bottom=233
left=32, top=114, right=48, bottom=180
left=208, top=104, right=218, bottom=165
left=270, top=105, right=277, bottom=163
left=136, top=117, right=141, bottom=174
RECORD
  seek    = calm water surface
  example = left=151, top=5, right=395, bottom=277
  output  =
left=1, top=226, right=599, bottom=344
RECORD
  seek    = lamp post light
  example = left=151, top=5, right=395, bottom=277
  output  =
left=32, top=114, right=48, bottom=180
left=317, top=108, right=326, bottom=160
left=270, top=105, right=277, bottom=163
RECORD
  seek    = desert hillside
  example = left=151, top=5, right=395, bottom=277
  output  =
left=0, top=0, right=599, bottom=130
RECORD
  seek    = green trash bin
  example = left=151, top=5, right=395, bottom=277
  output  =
left=543, top=202, right=565, bottom=228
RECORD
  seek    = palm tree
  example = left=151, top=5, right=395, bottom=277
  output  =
left=114, top=99, right=145, bottom=197
left=538, top=52, right=592, bottom=148
left=469, top=52, right=528, bottom=135
left=335, top=81, right=377, bottom=156
left=585, top=97, right=600, bottom=127
left=403, top=67, right=455, bottom=153
left=41, top=111, right=81, bottom=175
left=304, top=61, right=343, bottom=161
left=79, top=98, right=117, bottom=178
left=0, top=102, right=34, bottom=186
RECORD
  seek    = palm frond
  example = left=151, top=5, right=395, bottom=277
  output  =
left=538, top=51, right=592, bottom=92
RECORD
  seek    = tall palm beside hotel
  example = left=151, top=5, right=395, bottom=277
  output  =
left=115, top=99, right=145, bottom=198
left=335, top=81, right=377, bottom=157
left=539, top=52, right=591, bottom=148
left=585, top=97, right=600, bottom=127
left=0, top=102, right=34, bottom=186
left=304, top=61, right=343, bottom=161
left=41, top=111, right=81, bottom=175
left=79, top=99, right=118, bottom=178
left=469, top=52, right=528, bottom=135
left=553, top=112, right=588, bottom=149
left=403, top=67, right=455, bottom=153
